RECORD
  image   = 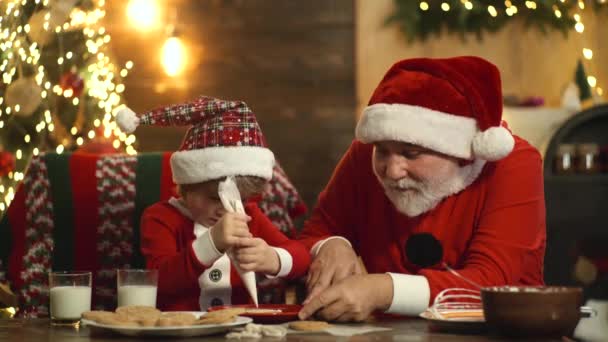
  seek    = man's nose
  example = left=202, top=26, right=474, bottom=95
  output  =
left=385, top=154, right=408, bottom=180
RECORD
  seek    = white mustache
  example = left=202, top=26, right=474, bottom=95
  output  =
left=382, top=178, right=424, bottom=191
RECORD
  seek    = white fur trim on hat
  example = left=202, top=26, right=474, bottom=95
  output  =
left=356, top=103, right=514, bottom=160
left=170, top=146, right=275, bottom=184
left=116, top=106, right=140, bottom=133
left=472, top=126, right=514, bottom=161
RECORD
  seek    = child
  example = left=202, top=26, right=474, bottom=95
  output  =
left=116, top=96, right=311, bottom=311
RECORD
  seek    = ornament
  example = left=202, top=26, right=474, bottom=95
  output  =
left=0, top=151, right=16, bottom=177
left=27, top=0, right=77, bottom=46
left=4, top=78, right=43, bottom=117
left=59, top=70, right=84, bottom=97
left=27, top=10, right=58, bottom=46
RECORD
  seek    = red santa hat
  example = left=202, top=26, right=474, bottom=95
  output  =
left=355, top=56, right=514, bottom=161
left=116, top=96, right=275, bottom=184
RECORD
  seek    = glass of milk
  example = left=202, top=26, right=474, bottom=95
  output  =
left=48, top=271, right=92, bottom=326
left=116, top=269, right=158, bottom=308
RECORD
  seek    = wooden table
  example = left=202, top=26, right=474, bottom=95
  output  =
left=0, top=318, right=569, bottom=341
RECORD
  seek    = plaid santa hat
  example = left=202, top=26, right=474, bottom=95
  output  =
left=116, top=96, right=275, bottom=184
left=356, top=56, right=514, bottom=161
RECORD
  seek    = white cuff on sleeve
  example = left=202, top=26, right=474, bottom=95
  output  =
left=191, top=230, right=223, bottom=266
left=266, top=247, right=293, bottom=278
left=310, top=236, right=352, bottom=256
left=386, top=273, right=431, bottom=316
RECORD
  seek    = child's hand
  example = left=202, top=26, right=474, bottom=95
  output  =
left=210, top=212, right=252, bottom=253
left=233, top=238, right=280, bottom=275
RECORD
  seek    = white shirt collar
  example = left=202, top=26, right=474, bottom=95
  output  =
left=168, top=197, right=210, bottom=237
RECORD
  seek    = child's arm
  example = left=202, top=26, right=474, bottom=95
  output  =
left=233, top=204, right=311, bottom=279
left=140, top=205, right=222, bottom=296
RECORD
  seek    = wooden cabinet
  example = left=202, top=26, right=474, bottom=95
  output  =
left=543, top=104, right=608, bottom=299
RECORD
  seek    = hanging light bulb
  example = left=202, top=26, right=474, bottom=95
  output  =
left=161, top=28, right=186, bottom=77
left=126, top=0, right=160, bottom=30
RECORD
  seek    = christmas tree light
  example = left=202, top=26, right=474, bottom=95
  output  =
left=0, top=0, right=137, bottom=214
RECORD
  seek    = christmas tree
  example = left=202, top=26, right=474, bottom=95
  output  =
left=0, top=0, right=135, bottom=215
left=575, top=59, right=592, bottom=102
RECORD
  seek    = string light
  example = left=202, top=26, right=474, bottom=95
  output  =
left=126, top=0, right=160, bottom=31
left=488, top=5, right=498, bottom=17
left=571, top=3, right=603, bottom=97
left=161, top=35, right=186, bottom=77
left=0, top=0, right=138, bottom=214
left=583, top=48, right=593, bottom=60
left=416, top=0, right=604, bottom=101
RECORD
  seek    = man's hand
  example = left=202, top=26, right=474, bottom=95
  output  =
left=233, top=237, right=280, bottom=275
left=305, top=238, right=362, bottom=304
left=210, top=212, right=252, bottom=252
left=298, top=274, right=393, bottom=322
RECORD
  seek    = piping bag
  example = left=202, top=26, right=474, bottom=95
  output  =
left=218, top=176, right=258, bottom=306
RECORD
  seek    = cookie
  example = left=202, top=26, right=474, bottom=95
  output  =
left=115, top=305, right=161, bottom=318
left=157, top=312, right=197, bottom=326
left=114, top=306, right=162, bottom=326
left=136, top=317, right=159, bottom=327
left=82, top=311, right=139, bottom=327
left=203, top=308, right=246, bottom=319
left=196, top=316, right=236, bottom=325
left=288, top=320, right=331, bottom=331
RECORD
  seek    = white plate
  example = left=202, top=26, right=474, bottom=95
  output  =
left=419, top=310, right=486, bottom=334
left=82, top=312, right=252, bottom=337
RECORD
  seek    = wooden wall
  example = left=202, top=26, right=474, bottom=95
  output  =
left=357, top=0, right=608, bottom=116
left=105, top=0, right=356, bottom=210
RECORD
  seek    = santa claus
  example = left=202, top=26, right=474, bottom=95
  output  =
left=298, top=56, right=546, bottom=321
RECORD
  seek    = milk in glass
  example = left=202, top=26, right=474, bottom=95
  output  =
left=50, top=286, right=92, bottom=320
left=117, top=285, right=157, bottom=307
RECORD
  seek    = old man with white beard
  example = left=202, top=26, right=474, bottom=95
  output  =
left=297, top=56, right=546, bottom=322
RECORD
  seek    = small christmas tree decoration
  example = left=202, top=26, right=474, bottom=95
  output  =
left=0, top=151, right=16, bottom=177
left=575, top=60, right=592, bottom=102
left=4, top=77, right=43, bottom=117
left=26, top=0, right=78, bottom=46
left=59, top=70, right=85, bottom=98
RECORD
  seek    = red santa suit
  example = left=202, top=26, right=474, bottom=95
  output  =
left=298, top=57, right=546, bottom=316
left=142, top=198, right=310, bottom=311
left=115, top=96, right=311, bottom=311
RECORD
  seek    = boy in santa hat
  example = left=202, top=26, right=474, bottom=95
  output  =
left=116, top=96, right=310, bottom=311
left=298, top=56, right=546, bottom=321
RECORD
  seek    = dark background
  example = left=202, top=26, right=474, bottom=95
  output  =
left=105, top=0, right=356, bottom=210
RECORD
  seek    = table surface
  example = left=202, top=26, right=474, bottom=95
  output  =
left=0, top=318, right=569, bottom=341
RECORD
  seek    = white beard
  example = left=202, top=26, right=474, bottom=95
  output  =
left=375, top=159, right=486, bottom=217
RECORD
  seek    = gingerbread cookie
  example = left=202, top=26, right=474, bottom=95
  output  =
left=157, top=312, right=198, bottom=326
left=83, top=311, right=139, bottom=327
left=196, top=308, right=245, bottom=325
left=288, top=320, right=331, bottom=331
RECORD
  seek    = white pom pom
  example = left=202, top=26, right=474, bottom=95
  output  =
left=116, top=107, right=140, bottom=133
left=472, top=126, right=514, bottom=161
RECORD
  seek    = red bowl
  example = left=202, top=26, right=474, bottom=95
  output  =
left=207, top=304, right=302, bottom=324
